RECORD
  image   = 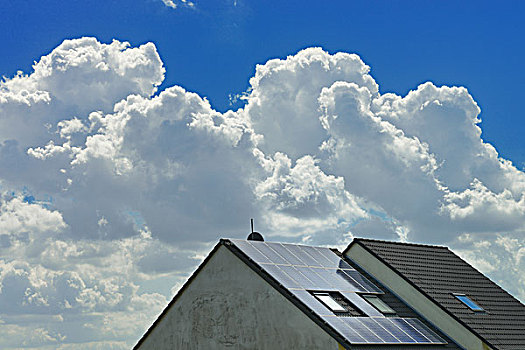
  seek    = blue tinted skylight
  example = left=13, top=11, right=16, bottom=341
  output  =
left=455, top=294, right=484, bottom=311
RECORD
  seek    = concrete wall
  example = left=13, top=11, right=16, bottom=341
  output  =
left=136, top=245, right=339, bottom=349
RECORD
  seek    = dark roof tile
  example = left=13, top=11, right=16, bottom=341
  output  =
left=353, top=238, right=525, bottom=350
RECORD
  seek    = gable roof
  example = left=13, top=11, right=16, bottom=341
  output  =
left=347, top=238, right=525, bottom=350
left=226, top=239, right=457, bottom=349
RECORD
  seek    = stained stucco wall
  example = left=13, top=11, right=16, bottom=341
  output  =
left=136, top=245, right=339, bottom=349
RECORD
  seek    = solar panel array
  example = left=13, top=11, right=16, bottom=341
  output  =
left=324, top=317, right=446, bottom=344
left=231, top=239, right=382, bottom=293
left=230, top=239, right=447, bottom=345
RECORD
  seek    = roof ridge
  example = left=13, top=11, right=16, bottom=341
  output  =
left=352, top=237, right=525, bottom=349
left=354, top=237, right=450, bottom=249
left=227, top=238, right=342, bottom=252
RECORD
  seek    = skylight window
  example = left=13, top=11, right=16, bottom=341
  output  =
left=313, top=292, right=347, bottom=312
left=362, top=294, right=396, bottom=314
left=454, top=294, right=484, bottom=312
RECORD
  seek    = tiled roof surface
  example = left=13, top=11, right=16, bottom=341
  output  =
left=353, top=238, right=525, bottom=350
left=227, top=239, right=457, bottom=349
left=340, top=253, right=460, bottom=349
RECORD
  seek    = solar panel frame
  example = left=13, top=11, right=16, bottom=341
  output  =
left=374, top=318, right=417, bottom=343
left=295, top=266, right=337, bottom=291
left=390, top=318, right=431, bottom=343
left=261, top=264, right=300, bottom=288
left=359, top=318, right=400, bottom=343
left=230, top=240, right=384, bottom=294
left=290, top=289, right=333, bottom=316
left=267, top=243, right=306, bottom=265
left=320, top=268, right=359, bottom=291
left=249, top=241, right=289, bottom=265
left=341, top=318, right=385, bottom=343
left=343, top=269, right=383, bottom=294
left=293, top=245, right=325, bottom=267
left=335, top=270, right=369, bottom=292
left=278, top=265, right=317, bottom=289
left=404, top=318, right=447, bottom=343
left=323, top=316, right=368, bottom=344
left=230, top=240, right=271, bottom=263
left=302, top=245, right=337, bottom=267
left=314, top=246, right=352, bottom=267
left=229, top=240, right=448, bottom=346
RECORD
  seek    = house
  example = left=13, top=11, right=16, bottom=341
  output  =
left=134, top=236, right=525, bottom=349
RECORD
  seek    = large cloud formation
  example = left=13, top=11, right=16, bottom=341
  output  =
left=0, top=38, right=523, bottom=349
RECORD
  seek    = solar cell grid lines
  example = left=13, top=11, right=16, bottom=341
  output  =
left=336, top=318, right=446, bottom=345
left=261, top=264, right=299, bottom=288
left=229, top=240, right=447, bottom=346
left=375, top=317, right=417, bottom=343
left=290, top=289, right=334, bottom=316
left=342, top=317, right=384, bottom=343
left=390, top=318, right=430, bottom=343
left=323, top=316, right=367, bottom=343
left=231, top=239, right=345, bottom=268
left=230, top=239, right=271, bottom=264
left=344, top=270, right=383, bottom=293
left=360, top=318, right=398, bottom=343
left=280, top=243, right=322, bottom=267
left=404, top=318, right=446, bottom=343
left=230, top=239, right=381, bottom=293
left=340, top=292, right=383, bottom=317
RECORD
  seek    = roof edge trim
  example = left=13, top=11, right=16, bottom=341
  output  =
left=132, top=241, right=223, bottom=350
left=222, top=239, right=352, bottom=349
left=346, top=239, right=496, bottom=350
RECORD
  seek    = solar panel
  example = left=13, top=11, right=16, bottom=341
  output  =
left=335, top=270, right=371, bottom=292
left=283, top=244, right=323, bottom=267
left=252, top=242, right=289, bottom=265
left=290, top=289, right=333, bottom=316
left=342, top=269, right=383, bottom=293
left=295, top=266, right=336, bottom=290
left=261, top=264, right=299, bottom=288
left=315, top=246, right=352, bottom=268
left=229, top=240, right=447, bottom=346
left=278, top=266, right=315, bottom=289
left=230, top=240, right=381, bottom=292
left=322, top=268, right=361, bottom=291
left=337, top=318, right=446, bottom=345
left=373, top=317, right=416, bottom=343
left=267, top=243, right=305, bottom=265
left=323, top=316, right=367, bottom=343
left=404, top=318, right=446, bottom=343
left=341, top=318, right=384, bottom=343
left=231, top=239, right=271, bottom=263
left=390, top=318, right=430, bottom=343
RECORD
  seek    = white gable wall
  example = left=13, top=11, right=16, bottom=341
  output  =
left=136, top=244, right=340, bottom=349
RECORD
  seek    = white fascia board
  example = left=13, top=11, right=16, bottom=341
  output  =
left=345, top=243, right=494, bottom=350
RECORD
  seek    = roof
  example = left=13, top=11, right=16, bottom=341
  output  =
left=225, top=238, right=458, bottom=349
left=348, top=238, right=525, bottom=350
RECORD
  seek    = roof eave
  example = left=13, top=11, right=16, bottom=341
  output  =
left=346, top=239, right=497, bottom=350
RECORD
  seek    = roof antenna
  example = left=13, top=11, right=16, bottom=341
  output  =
left=247, top=218, right=264, bottom=242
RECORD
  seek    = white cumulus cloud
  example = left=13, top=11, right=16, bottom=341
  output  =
left=0, top=39, right=524, bottom=348
left=161, top=0, right=195, bottom=9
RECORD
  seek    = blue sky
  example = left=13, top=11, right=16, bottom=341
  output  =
left=0, top=1, right=524, bottom=349
left=2, top=0, right=524, bottom=166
